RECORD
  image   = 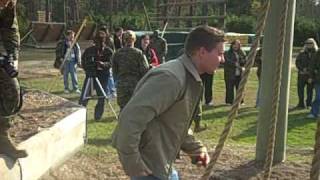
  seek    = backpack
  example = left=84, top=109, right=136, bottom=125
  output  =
left=54, top=41, right=65, bottom=69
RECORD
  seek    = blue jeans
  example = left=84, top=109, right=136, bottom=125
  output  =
left=131, top=169, right=179, bottom=180
left=311, top=84, right=320, bottom=117
left=63, top=60, right=78, bottom=90
left=106, top=69, right=116, bottom=95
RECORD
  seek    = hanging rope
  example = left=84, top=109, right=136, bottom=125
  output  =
left=262, top=0, right=289, bottom=179
left=200, top=1, right=271, bottom=179
left=310, top=119, right=320, bottom=179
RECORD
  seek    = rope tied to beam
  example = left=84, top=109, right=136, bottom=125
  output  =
left=200, top=1, right=271, bottom=179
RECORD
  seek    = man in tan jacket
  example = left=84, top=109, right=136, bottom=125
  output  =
left=112, top=26, right=225, bottom=180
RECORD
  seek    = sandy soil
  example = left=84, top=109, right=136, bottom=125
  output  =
left=9, top=90, right=79, bottom=144
left=42, top=145, right=312, bottom=180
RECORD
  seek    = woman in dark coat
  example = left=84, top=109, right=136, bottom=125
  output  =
left=223, top=39, right=246, bottom=104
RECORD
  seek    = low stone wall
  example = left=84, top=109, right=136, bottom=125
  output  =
left=0, top=91, right=86, bottom=180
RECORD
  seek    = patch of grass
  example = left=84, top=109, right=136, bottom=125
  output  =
left=194, top=67, right=316, bottom=150
left=20, top=48, right=316, bottom=161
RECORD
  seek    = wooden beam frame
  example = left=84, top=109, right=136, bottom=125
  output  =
left=159, top=0, right=226, bottom=7
left=150, top=15, right=225, bottom=21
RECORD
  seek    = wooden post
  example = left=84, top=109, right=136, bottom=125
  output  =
left=175, top=5, right=181, bottom=27
left=187, top=0, right=194, bottom=27
left=45, top=0, right=49, bottom=22
left=223, top=2, right=227, bottom=29
left=256, top=0, right=296, bottom=163
left=202, top=0, right=208, bottom=25
left=64, top=0, right=67, bottom=25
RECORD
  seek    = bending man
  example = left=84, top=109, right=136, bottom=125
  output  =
left=112, top=26, right=225, bottom=180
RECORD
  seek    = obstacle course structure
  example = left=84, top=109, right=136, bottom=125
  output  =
left=21, top=22, right=66, bottom=49
left=21, top=21, right=97, bottom=49
left=149, top=0, right=227, bottom=31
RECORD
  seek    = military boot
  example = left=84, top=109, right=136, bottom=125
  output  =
left=0, top=126, right=28, bottom=161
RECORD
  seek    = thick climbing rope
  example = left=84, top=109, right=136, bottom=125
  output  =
left=200, top=1, right=271, bottom=179
left=310, top=119, right=320, bottom=179
left=262, top=0, right=289, bottom=179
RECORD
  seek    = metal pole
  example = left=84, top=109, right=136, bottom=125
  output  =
left=256, top=0, right=296, bottom=163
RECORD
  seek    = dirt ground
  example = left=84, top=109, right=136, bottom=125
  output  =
left=42, top=145, right=312, bottom=180
left=10, top=90, right=79, bottom=144
left=16, top=48, right=313, bottom=180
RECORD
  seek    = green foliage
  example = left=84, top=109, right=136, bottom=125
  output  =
left=250, top=0, right=262, bottom=16
left=294, top=16, right=320, bottom=46
left=225, top=15, right=256, bottom=33
left=112, top=13, right=145, bottom=30
left=90, top=12, right=146, bottom=30
left=226, top=0, right=252, bottom=15
left=16, top=3, right=29, bottom=35
left=15, top=0, right=320, bottom=47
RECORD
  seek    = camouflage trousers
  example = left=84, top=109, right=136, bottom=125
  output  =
left=0, top=68, right=20, bottom=127
left=116, top=84, right=135, bottom=110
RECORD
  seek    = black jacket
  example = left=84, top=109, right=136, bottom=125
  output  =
left=223, top=49, right=246, bottom=79
left=296, top=49, right=316, bottom=77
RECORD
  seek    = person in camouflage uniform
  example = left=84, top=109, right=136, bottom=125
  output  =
left=150, top=30, right=168, bottom=64
left=0, top=0, right=28, bottom=160
left=112, top=30, right=150, bottom=110
left=79, top=30, right=114, bottom=121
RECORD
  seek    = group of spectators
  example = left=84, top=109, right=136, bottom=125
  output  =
left=220, top=37, right=320, bottom=120
left=55, top=27, right=168, bottom=120
left=56, top=25, right=320, bottom=120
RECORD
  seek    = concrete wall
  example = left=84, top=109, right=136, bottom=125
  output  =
left=0, top=107, right=86, bottom=180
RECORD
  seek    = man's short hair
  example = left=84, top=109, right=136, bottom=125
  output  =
left=94, top=30, right=107, bottom=42
left=123, top=30, right=136, bottom=44
left=115, top=27, right=123, bottom=32
left=185, top=26, right=225, bottom=55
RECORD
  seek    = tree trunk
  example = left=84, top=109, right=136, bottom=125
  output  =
left=202, top=0, right=208, bottom=25
left=187, top=0, right=194, bottom=27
